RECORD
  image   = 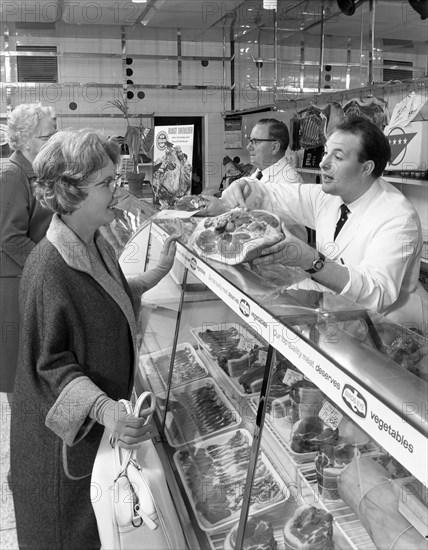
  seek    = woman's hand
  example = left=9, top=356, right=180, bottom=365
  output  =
left=102, top=400, right=156, bottom=450
left=158, top=234, right=179, bottom=270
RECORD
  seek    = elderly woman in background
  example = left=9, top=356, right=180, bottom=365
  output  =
left=11, top=128, right=177, bottom=549
left=0, top=102, right=56, bottom=402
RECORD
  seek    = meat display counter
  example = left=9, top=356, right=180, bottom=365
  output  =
left=120, top=216, right=428, bottom=550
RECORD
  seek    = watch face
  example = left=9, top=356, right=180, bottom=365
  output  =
left=313, top=258, right=324, bottom=271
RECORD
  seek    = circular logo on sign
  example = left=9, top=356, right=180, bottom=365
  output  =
left=156, top=131, right=168, bottom=151
left=387, top=127, right=407, bottom=166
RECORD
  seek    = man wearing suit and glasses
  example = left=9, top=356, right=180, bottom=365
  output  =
left=222, top=116, right=427, bottom=328
left=240, top=118, right=307, bottom=242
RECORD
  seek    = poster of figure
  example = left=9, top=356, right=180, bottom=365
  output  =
left=152, top=125, right=194, bottom=207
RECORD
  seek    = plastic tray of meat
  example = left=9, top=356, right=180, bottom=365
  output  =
left=156, top=377, right=242, bottom=447
left=173, top=428, right=290, bottom=534
left=249, top=399, right=372, bottom=466
left=248, top=399, right=334, bottom=464
left=190, top=322, right=267, bottom=396
left=139, top=342, right=208, bottom=394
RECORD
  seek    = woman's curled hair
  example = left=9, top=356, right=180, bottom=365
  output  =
left=33, top=128, right=121, bottom=215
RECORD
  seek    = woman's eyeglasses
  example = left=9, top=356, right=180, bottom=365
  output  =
left=96, top=173, right=124, bottom=191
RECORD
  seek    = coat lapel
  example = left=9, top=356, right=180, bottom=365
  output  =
left=328, top=182, right=381, bottom=257
left=46, top=215, right=138, bottom=347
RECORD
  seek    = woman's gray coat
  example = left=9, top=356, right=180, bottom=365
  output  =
left=11, top=215, right=139, bottom=549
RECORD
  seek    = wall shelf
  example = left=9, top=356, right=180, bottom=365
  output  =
left=296, top=168, right=427, bottom=187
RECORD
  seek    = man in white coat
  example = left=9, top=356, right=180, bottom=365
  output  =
left=244, top=118, right=307, bottom=242
left=221, top=116, right=427, bottom=329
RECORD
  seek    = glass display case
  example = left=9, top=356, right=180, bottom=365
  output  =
left=120, top=215, right=428, bottom=550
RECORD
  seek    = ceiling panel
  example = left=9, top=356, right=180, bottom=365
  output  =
left=1, top=0, right=427, bottom=46
left=60, top=0, right=146, bottom=25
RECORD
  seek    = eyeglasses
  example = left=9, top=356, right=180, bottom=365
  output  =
left=95, top=173, right=124, bottom=191
left=247, top=138, right=277, bottom=146
left=35, top=132, right=57, bottom=141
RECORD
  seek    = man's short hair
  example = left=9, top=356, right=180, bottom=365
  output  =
left=335, top=116, right=391, bottom=179
left=257, top=118, right=290, bottom=152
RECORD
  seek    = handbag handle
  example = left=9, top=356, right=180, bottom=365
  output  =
left=114, top=392, right=156, bottom=472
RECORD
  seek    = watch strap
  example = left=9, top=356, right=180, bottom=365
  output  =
left=305, top=252, right=326, bottom=274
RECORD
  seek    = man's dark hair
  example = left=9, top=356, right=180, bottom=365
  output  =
left=257, top=118, right=290, bottom=152
left=335, top=116, right=391, bottom=179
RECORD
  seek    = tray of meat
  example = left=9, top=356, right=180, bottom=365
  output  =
left=189, top=209, right=284, bottom=265
left=190, top=322, right=268, bottom=397
left=157, top=378, right=241, bottom=447
left=248, top=399, right=338, bottom=464
left=283, top=504, right=334, bottom=550
left=139, top=342, right=208, bottom=394
left=224, top=515, right=280, bottom=550
left=374, top=323, right=428, bottom=382
left=174, top=429, right=289, bottom=534
left=191, top=323, right=267, bottom=376
left=239, top=355, right=305, bottom=404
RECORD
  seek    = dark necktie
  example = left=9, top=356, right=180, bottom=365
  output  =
left=334, top=204, right=350, bottom=240
left=255, top=170, right=263, bottom=181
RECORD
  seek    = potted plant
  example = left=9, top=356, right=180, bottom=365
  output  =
left=103, top=94, right=154, bottom=197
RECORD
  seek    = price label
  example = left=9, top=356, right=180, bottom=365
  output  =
left=165, top=411, right=175, bottom=432
left=319, top=401, right=343, bottom=430
left=282, top=369, right=304, bottom=386
left=237, top=336, right=256, bottom=352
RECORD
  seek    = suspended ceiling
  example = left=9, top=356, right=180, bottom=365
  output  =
left=1, top=0, right=427, bottom=47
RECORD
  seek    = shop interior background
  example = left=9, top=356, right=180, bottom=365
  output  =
left=0, top=0, right=427, bottom=219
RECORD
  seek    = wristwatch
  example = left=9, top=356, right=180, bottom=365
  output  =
left=305, top=252, right=326, bottom=274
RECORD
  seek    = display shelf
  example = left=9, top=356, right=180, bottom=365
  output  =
left=383, top=175, right=428, bottom=187
left=296, top=167, right=428, bottom=187
left=150, top=220, right=428, bottom=487
left=297, top=465, right=377, bottom=550
left=131, top=220, right=428, bottom=550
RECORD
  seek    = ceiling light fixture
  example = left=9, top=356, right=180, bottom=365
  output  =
left=263, top=0, right=277, bottom=9
left=139, top=0, right=166, bottom=25
left=141, top=7, right=155, bottom=25
left=132, top=0, right=147, bottom=3
left=408, top=0, right=428, bottom=19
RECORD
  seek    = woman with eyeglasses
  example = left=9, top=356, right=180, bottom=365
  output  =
left=10, top=128, right=177, bottom=548
left=0, top=102, right=56, bottom=408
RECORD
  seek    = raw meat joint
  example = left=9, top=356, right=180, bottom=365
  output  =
left=191, top=209, right=284, bottom=265
left=283, top=505, right=333, bottom=549
left=290, top=416, right=339, bottom=454
left=225, top=517, right=277, bottom=550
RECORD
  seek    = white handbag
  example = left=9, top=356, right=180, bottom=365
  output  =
left=91, top=392, right=187, bottom=550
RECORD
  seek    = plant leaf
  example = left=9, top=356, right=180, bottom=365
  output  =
left=141, top=127, right=154, bottom=154
left=125, top=126, right=142, bottom=171
left=101, top=98, right=129, bottom=117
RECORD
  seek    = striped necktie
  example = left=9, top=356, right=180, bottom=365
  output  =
left=334, top=204, right=350, bottom=240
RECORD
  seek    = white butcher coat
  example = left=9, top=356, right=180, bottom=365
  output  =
left=245, top=177, right=427, bottom=327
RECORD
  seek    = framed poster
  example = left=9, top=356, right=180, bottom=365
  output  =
left=152, top=124, right=194, bottom=207
left=225, top=118, right=242, bottom=149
